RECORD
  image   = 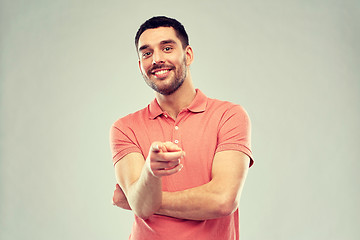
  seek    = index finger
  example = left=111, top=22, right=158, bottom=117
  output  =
left=157, top=150, right=185, bottom=161
left=150, top=142, right=166, bottom=153
left=163, top=141, right=182, bottom=152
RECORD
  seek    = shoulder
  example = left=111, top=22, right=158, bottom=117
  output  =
left=112, top=105, right=150, bottom=129
left=206, top=97, right=249, bottom=119
left=110, top=105, right=151, bottom=146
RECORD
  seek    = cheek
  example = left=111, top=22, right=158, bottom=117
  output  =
left=167, top=57, right=182, bottom=67
left=173, top=54, right=186, bottom=66
left=140, top=61, right=150, bottom=74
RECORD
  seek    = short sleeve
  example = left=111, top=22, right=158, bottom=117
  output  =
left=216, top=105, right=254, bottom=167
left=109, top=119, right=142, bottom=166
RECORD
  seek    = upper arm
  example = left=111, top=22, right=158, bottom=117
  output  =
left=207, top=105, right=252, bottom=213
left=114, top=152, right=145, bottom=195
left=216, top=105, right=253, bottom=167
left=211, top=150, right=250, bottom=210
left=110, top=119, right=146, bottom=194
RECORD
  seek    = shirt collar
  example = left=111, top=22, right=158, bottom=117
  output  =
left=148, top=89, right=207, bottom=119
left=187, top=89, right=207, bottom=113
left=149, top=98, right=163, bottom=119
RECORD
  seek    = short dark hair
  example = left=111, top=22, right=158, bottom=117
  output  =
left=135, top=16, right=189, bottom=50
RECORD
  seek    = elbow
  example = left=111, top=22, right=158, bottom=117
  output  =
left=215, top=195, right=239, bottom=217
left=133, top=209, right=154, bottom=220
left=133, top=202, right=161, bottom=220
left=135, top=211, right=152, bottom=220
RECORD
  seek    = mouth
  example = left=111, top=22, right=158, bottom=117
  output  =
left=151, top=67, right=173, bottom=79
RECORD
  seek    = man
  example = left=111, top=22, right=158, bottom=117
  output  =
left=110, top=16, right=254, bottom=240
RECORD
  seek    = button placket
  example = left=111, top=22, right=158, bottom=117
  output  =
left=173, top=122, right=180, bottom=145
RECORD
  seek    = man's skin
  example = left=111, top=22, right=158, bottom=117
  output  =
left=113, top=26, right=250, bottom=221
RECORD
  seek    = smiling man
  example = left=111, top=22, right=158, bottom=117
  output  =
left=138, top=27, right=190, bottom=97
left=110, top=16, right=254, bottom=240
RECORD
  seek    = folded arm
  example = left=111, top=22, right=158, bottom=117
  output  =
left=113, top=150, right=250, bottom=221
left=112, top=183, right=131, bottom=210
left=114, top=142, right=184, bottom=220
left=157, top=150, right=250, bottom=220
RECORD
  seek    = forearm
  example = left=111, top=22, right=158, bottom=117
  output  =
left=157, top=181, right=239, bottom=221
left=157, top=151, right=249, bottom=221
left=114, top=142, right=186, bottom=219
left=114, top=199, right=131, bottom=210
left=125, top=168, right=162, bottom=219
left=112, top=184, right=131, bottom=210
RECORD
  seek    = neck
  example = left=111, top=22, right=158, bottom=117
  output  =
left=155, top=76, right=196, bottom=119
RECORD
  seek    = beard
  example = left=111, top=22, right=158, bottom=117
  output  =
left=142, top=56, right=187, bottom=95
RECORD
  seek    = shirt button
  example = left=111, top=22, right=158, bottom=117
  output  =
left=174, top=140, right=179, bottom=144
left=164, top=114, right=168, bottom=118
left=175, top=126, right=179, bottom=130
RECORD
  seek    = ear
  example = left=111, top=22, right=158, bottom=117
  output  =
left=184, top=45, right=194, bottom=66
left=138, top=60, right=142, bottom=72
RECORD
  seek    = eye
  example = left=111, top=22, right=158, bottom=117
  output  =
left=163, top=46, right=173, bottom=52
left=142, top=52, right=152, bottom=58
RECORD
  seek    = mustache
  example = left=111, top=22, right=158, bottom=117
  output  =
left=149, top=64, right=175, bottom=73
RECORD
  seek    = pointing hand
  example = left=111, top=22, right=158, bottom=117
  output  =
left=146, top=141, right=185, bottom=178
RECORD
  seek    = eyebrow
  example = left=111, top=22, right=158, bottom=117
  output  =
left=138, top=39, right=178, bottom=52
left=160, top=39, right=177, bottom=45
left=138, top=44, right=149, bottom=52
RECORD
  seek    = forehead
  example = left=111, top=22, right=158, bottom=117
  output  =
left=138, top=27, right=180, bottom=50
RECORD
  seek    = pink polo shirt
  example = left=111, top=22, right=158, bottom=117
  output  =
left=110, top=89, right=253, bottom=240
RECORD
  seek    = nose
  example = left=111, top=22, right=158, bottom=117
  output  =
left=152, top=50, right=165, bottom=65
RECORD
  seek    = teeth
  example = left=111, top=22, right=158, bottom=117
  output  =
left=155, top=69, right=170, bottom=75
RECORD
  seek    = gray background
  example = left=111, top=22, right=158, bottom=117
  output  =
left=1, top=0, right=359, bottom=239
